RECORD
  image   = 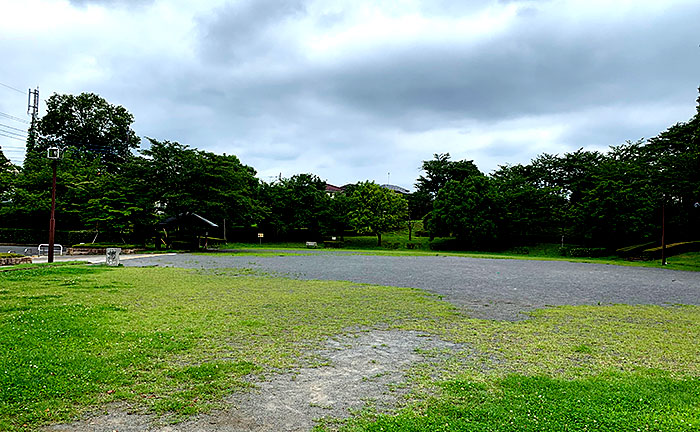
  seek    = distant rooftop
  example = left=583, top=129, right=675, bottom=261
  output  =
left=324, top=182, right=411, bottom=194
left=324, top=183, right=344, bottom=193
left=380, top=184, right=410, bottom=194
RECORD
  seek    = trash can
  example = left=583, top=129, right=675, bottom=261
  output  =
left=106, top=248, right=121, bottom=266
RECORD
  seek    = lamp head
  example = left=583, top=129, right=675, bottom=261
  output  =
left=47, top=147, right=60, bottom=160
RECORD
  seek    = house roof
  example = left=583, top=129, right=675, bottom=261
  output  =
left=380, top=184, right=410, bottom=194
left=325, top=183, right=344, bottom=192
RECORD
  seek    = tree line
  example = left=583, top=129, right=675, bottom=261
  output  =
left=0, top=90, right=698, bottom=250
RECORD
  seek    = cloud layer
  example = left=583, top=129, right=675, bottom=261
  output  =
left=1, top=0, right=698, bottom=188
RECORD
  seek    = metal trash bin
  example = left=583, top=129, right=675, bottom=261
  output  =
left=106, top=248, right=121, bottom=266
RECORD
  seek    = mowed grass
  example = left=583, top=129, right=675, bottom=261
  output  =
left=0, top=264, right=456, bottom=430
left=328, top=305, right=700, bottom=432
left=1, top=265, right=698, bottom=431
left=338, top=372, right=700, bottom=431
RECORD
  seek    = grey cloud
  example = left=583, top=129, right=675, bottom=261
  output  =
left=197, top=0, right=307, bottom=64
left=64, top=0, right=700, bottom=187
left=315, top=8, right=699, bottom=128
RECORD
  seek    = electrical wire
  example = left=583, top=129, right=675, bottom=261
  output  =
left=0, top=81, right=25, bottom=94
left=0, top=122, right=28, bottom=133
left=0, top=111, right=30, bottom=124
left=0, top=132, right=26, bottom=141
left=0, top=124, right=27, bottom=136
left=0, top=128, right=26, bottom=138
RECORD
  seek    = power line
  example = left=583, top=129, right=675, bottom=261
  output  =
left=0, top=132, right=26, bottom=141
left=0, top=129, right=26, bottom=139
left=0, top=111, right=29, bottom=124
left=0, top=123, right=28, bottom=134
left=0, top=81, right=25, bottom=94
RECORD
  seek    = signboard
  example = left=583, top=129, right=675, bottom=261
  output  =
left=258, top=233, right=264, bottom=238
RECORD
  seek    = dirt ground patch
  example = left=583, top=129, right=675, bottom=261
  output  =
left=45, top=330, right=465, bottom=432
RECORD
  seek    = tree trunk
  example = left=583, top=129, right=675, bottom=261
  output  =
left=376, top=232, right=382, bottom=247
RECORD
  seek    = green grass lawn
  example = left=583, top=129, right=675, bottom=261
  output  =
left=325, top=305, right=700, bottom=431
left=1, top=264, right=698, bottom=431
left=0, top=264, right=455, bottom=430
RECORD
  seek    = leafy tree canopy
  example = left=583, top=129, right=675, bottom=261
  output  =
left=429, top=176, right=498, bottom=247
left=261, top=173, right=329, bottom=237
left=415, top=153, right=482, bottom=199
left=348, top=181, right=408, bottom=246
left=30, top=92, right=140, bottom=170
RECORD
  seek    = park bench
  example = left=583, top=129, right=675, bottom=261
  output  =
left=305, top=241, right=318, bottom=248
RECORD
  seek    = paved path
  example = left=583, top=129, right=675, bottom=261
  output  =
left=123, top=252, right=700, bottom=320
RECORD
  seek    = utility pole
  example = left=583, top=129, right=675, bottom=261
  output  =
left=47, top=147, right=60, bottom=263
left=27, top=87, right=39, bottom=120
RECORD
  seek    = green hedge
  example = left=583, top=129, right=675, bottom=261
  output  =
left=0, top=253, right=23, bottom=258
left=0, top=228, right=95, bottom=245
left=71, top=243, right=141, bottom=249
left=559, top=247, right=609, bottom=257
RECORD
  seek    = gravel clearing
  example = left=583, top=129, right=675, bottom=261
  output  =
left=124, top=252, right=700, bottom=320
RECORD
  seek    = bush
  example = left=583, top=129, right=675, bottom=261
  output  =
left=323, top=240, right=344, bottom=248
left=71, top=243, right=140, bottom=249
left=560, top=247, right=608, bottom=257
left=0, top=228, right=95, bottom=245
left=511, top=246, right=530, bottom=255
left=0, top=253, right=23, bottom=258
left=428, top=238, right=461, bottom=251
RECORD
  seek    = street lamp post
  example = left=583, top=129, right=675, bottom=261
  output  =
left=47, top=147, right=60, bottom=263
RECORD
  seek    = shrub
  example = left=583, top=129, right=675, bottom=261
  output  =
left=323, top=240, right=344, bottom=248
left=0, top=253, right=23, bottom=258
left=511, top=246, right=530, bottom=255
left=382, top=241, right=400, bottom=250
left=560, top=247, right=608, bottom=257
left=71, top=243, right=140, bottom=249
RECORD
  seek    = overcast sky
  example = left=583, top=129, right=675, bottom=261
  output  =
left=1, top=0, right=699, bottom=189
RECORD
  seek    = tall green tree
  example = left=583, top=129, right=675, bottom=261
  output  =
left=491, top=163, right=564, bottom=245
left=347, top=181, right=408, bottom=246
left=29, top=92, right=140, bottom=171
left=260, top=173, right=329, bottom=239
left=429, top=176, right=499, bottom=247
left=0, top=150, right=17, bottom=206
left=142, top=138, right=261, bottom=229
left=645, top=89, right=700, bottom=241
left=415, top=153, right=482, bottom=199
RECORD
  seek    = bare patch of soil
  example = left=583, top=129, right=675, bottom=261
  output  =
left=45, top=330, right=464, bottom=432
